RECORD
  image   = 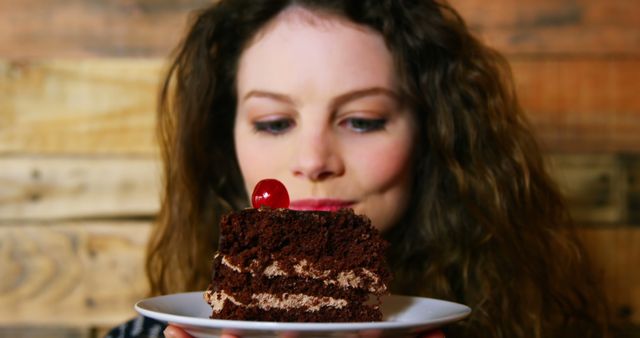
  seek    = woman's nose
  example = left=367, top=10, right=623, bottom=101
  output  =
left=290, top=128, right=344, bottom=182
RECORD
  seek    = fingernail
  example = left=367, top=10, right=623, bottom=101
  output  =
left=163, top=327, right=176, bottom=338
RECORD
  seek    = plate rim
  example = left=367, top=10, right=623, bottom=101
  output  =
left=135, top=291, right=471, bottom=332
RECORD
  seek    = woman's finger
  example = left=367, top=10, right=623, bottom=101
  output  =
left=163, top=325, right=242, bottom=338
left=163, top=325, right=193, bottom=338
left=221, top=334, right=241, bottom=338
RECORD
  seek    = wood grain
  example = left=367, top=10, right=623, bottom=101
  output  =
left=0, top=0, right=637, bottom=58
left=0, top=152, right=632, bottom=225
left=626, top=156, right=640, bottom=224
left=0, top=326, right=90, bottom=338
left=578, top=227, right=640, bottom=324
left=2, top=58, right=639, bottom=154
left=0, top=0, right=211, bottom=58
left=0, top=222, right=150, bottom=326
left=0, top=156, right=160, bottom=220
left=512, top=58, right=640, bottom=152
left=513, top=59, right=640, bottom=116
left=0, top=59, right=163, bottom=155
left=451, top=0, right=640, bottom=56
left=548, top=154, right=628, bottom=224
left=0, top=222, right=636, bottom=327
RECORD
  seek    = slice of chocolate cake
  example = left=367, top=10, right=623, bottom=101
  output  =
left=204, top=207, right=391, bottom=322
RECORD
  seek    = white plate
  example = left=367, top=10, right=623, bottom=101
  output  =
left=135, top=292, right=470, bottom=337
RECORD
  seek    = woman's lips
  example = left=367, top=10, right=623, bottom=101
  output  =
left=289, top=199, right=356, bottom=211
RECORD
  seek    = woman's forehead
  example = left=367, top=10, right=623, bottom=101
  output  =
left=245, top=5, right=377, bottom=52
left=236, top=7, right=396, bottom=97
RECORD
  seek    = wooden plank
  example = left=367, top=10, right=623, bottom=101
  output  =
left=0, top=326, right=90, bottom=338
left=578, top=227, right=640, bottom=325
left=0, top=0, right=637, bottom=58
left=0, top=156, right=160, bottom=220
left=0, top=0, right=211, bottom=58
left=450, top=0, right=640, bottom=56
left=511, top=58, right=640, bottom=152
left=0, top=223, right=636, bottom=327
left=626, top=156, right=640, bottom=224
left=452, top=0, right=639, bottom=29
left=0, top=222, right=150, bottom=326
left=0, top=59, right=162, bottom=155
left=3, top=58, right=640, bottom=154
left=513, top=59, right=640, bottom=116
left=548, top=154, right=628, bottom=225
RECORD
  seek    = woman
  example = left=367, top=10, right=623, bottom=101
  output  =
left=108, top=1, right=610, bottom=337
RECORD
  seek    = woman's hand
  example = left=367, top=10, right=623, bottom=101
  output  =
left=163, top=324, right=444, bottom=338
left=163, top=325, right=240, bottom=338
left=163, top=325, right=190, bottom=338
left=163, top=325, right=193, bottom=338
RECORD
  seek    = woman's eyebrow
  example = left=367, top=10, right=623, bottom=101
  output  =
left=242, top=90, right=296, bottom=105
left=331, top=87, right=400, bottom=108
left=242, top=87, right=399, bottom=107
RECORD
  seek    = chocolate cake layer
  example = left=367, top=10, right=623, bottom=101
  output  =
left=218, top=208, right=389, bottom=279
left=206, top=208, right=390, bottom=322
left=214, top=254, right=386, bottom=294
left=206, top=291, right=382, bottom=322
left=211, top=260, right=371, bottom=301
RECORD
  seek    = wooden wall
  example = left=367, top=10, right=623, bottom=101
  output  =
left=0, top=0, right=638, bottom=336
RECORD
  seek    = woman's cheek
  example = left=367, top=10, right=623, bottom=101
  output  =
left=346, top=138, right=413, bottom=189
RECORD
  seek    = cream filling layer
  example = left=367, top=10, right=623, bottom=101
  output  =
left=204, top=290, right=347, bottom=312
left=217, top=255, right=386, bottom=293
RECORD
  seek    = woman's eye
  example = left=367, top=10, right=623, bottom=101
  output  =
left=253, top=119, right=294, bottom=135
left=342, top=118, right=387, bottom=133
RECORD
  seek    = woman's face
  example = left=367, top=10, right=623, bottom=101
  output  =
left=234, top=8, right=416, bottom=232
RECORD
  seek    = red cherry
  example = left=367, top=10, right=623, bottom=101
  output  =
left=252, top=179, right=290, bottom=209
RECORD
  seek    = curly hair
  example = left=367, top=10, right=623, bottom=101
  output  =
left=146, top=1, right=610, bottom=337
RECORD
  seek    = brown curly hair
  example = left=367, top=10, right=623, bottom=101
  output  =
left=146, top=1, right=610, bottom=337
